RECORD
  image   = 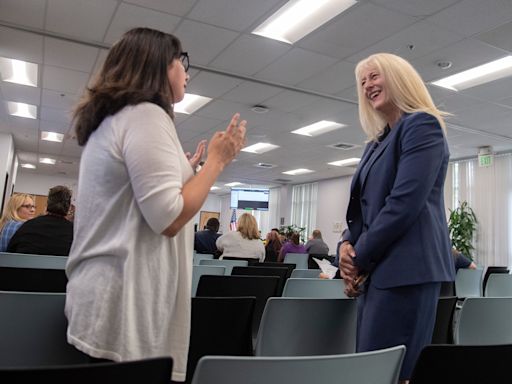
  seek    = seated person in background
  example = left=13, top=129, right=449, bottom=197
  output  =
left=265, top=230, right=282, bottom=262
left=216, top=212, right=265, bottom=261
left=7, top=185, right=73, bottom=256
left=0, top=193, right=36, bottom=252
left=305, top=229, right=329, bottom=255
left=452, top=248, right=477, bottom=271
left=194, top=217, right=221, bottom=255
left=278, top=232, right=306, bottom=262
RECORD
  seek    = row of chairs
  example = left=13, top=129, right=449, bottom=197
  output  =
left=453, top=267, right=510, bottom=298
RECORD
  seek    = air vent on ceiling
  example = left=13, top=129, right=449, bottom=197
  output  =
left=327, top=142, right=359, bottom=150
left=274, top=178, right=292, bottom=183
left=254, top=162, right=276, bottom=168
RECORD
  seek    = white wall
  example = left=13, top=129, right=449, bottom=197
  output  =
left=0, top=133, right=15, bottom=209
left=14, top=172, right=78, bottom=197
left=314, top=176, right=352, bottom=254
left=192, top=193, right=222, bottom=230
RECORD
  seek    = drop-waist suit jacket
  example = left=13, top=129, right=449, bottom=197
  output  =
left=343, top=112, right=455, bottom=289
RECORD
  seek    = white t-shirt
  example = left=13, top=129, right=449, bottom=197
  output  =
left=216, top=231, right=265, bottom=261
left=65, top=103, right=193, bottom=381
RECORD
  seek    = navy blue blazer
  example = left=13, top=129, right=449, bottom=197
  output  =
left=343, top=112, right=455, bottom=289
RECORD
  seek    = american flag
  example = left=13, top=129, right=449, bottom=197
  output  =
left=229, top=209, right=237, bottom=231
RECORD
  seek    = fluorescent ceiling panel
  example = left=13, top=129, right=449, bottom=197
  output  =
left=432, top=56, right=512, bottom=91
left=0, top=57, right=38, bottom=87
left=225, top=182, right=243, bottom=187
left=328, top=157, right=360, bottom=166
left=282, top=168, right=314, bottom=175
left=39, top=157, right=56, bottom=165
left=291, top=120, right=346, bottom=137
left=252, top=0, right=357, bottom=44
left=21, top=163, right=36, bottom=169
left=241, top=142, right=280, bottom=154
left=7, top=102, right=37, bottom=119
left=174, top=93, right=212, bottom=114
left=41, top=131, right=64, bottom=142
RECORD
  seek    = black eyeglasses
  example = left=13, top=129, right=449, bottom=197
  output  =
left=180, top=52, right=189, bottom=72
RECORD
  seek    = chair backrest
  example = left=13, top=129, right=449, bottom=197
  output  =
left=410, top=344, right=512, bottom=383
left=439, top=281, right=455, bottom=297
left=192, top=265, right=226, bottom=297
left=0, top=267, right=67, bottom=292
left=199, top=259, right=248, bottom=274
left=482, top=266, right=509, bottom=293
left=193, top=253, right=214, bottom=265
left=0, top=291, right=88, bottom=366
left=431, top=296, right=457, bottom=344
left=196, top=275, right=280, bottom=341
left=191, top=345, right=405, bottom=384
left=283, top=253, right=308, bottom=270
left=282, top=278, right=348, bottom=299
left=231, top=266, right=289, bottom=296
left=454, top=268, right=483, bottom=298
left=0, top=357, right=173, bottom=383
left=254, top=262, right=296, bottom=279
left=290, top=269, right=322, bottom=278
left=455, top=297, right=512, bottom=345
left=485, top=273, right=512, bottom=297
left=186, top=297, right=255, bottom=383
left=0, top=252, right=67, bottom=269
left=223, top=256, right=260, bottom=265
left=255, top=298, right=356, bottom=356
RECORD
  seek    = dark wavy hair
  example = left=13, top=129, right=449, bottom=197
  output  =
left=47, top=185, right=72, bottom=216
left=73, top=27, right=183, bottom=146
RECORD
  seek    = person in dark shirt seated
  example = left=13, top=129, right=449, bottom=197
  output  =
left=194, top=217, right=221, bottom=255
left=7, top=185, right=73, bottom=256
left=452, top=248, right=477, bottom=271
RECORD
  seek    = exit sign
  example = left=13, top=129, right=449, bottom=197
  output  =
left=478, top=154, right=493, bottom=167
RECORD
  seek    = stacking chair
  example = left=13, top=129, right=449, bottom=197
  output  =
left=431, top=296, right=457, bottom=344
left=196, top=275, right=280, bottom=342
left=482, top=266, right=509, bottom=294
left=0, top=252, right=68, bottom=292
left=198, top=259, right=248, bottom=274
left=0, top=357, right=173, bottom=383
left=254, top=262, right=296, bottom=279
left=455, top=297, right=512, bottom=345
left=191, top=265, right=225, bottom=297
left=231, top=266, right=289, bottom=296
left=0, top=291, right=88, bottom=366
left=290, top=269, right=322, bottom=278
left=454, top=268, right=483, bottom=298
left=410, top=344, right=512, bottom=383
left=255, top=298, right=356, bottom=356
left=186, top=297, right=255, bottom=383
left=283, top=253, right=308, bottom=270
left=223, top=256, right=260, bottom=265
left=191, top=345, right=405, bottom=384
left=484, top=273, right=512, bottom=297
left=282, top=278, right=348, bottom=299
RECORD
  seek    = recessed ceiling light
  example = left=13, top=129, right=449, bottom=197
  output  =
left=174, top=93, right=212, bottom=114
left=225, top=182, right=243, bottom=187
left=431, top=56, right=512, bottom=91
left=0, top=57, right=38, bottom=87
left=282, top=168, right=314, bottom=175
left=252, top=0, right=357, bottom=44
left=7, top=101, right=37, bottom=119
left=21, top=163, right=36, bottom=169
left=41, top=131, right=64, bottom=142
left=291, top=120, right=346, bottom=137
left=241, top=142, right=280, bottom=154
left=39, top=157, right=56, bottom=165
left=328, top=157, right=360, bottom=167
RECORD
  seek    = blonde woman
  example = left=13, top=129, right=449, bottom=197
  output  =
left=216, top=212, right=265, bottom=261
left=0, top=193, right=36, bottom=251
left=339, top=53, right=454, bottom=382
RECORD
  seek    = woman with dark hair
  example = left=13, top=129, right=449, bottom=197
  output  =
left=65, top=27, right=246, bottom=381
left=264, top=230, right=282, bottom=262
left=278, top=232, right=306, bottom=262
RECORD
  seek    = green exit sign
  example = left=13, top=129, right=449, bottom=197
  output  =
left=478, top=154, right=493, bottom=167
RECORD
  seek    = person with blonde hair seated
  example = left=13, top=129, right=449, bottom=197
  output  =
left=0, top=193, right=36, bottom=252
left=216, top=212, right=265, bottom=261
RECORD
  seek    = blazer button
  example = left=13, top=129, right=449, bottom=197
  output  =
left=348, top=220, right=353, bottom=223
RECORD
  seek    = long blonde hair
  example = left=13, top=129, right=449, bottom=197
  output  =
left=355, top=53, right=448, bottom=141
left=0, top=193, right=35, bottom=232
left=237, top=213, right=260, bottom=240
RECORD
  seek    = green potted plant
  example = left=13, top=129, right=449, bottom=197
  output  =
left=448, top=201, right=478, bottom=260
left=279, top=224, right=306, bottom=243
